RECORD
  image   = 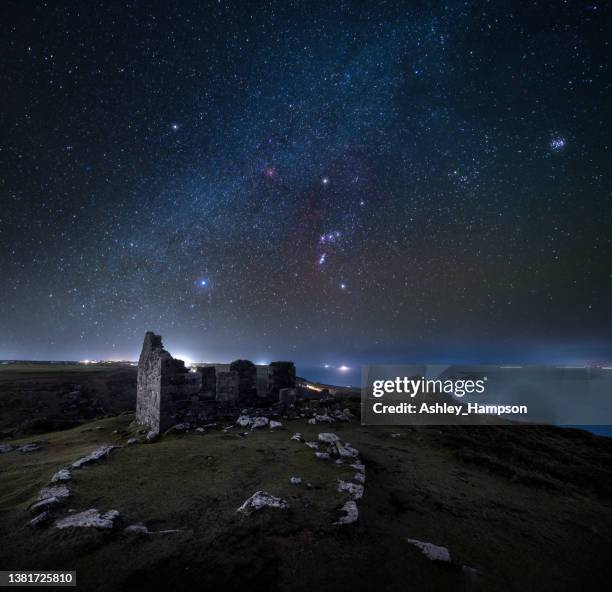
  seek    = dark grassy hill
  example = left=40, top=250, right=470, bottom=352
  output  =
left=1, top=410, right=611, bottom=592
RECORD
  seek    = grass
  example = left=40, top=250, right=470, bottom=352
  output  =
left=1, top=413, right=612, bottom=591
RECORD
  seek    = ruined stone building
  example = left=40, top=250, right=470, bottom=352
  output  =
left=135, top=331, right=296, bottom=433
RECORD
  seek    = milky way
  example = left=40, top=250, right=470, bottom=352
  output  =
left=1, top=1, right=611, bottom=365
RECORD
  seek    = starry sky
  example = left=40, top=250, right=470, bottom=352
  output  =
left=1, top=1, right=611, bottom=368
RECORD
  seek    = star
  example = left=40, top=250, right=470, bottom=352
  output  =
left=322, top=176, right=330, bottom=185
left=550, top=137, right=566, bottom=151
left=171, top=123, right=180, bottom=131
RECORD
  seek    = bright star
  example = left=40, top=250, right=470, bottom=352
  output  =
left=550, top=137, right=566, bottom=150
left=339, top=365, right=350, bottom=372
left=171, top=123, right=180, bottom=131
left=340, top=282, right=346, bottom=290
left=322, top=176, right=330, bottom=185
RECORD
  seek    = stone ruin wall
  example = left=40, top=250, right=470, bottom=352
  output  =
left=135, top=331, right=297, bottom=432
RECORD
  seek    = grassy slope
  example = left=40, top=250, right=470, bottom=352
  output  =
left=1, top=414, right=612, bottom=592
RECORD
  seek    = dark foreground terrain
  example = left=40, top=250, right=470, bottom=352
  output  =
left=1, top=366, right=612, bottom=592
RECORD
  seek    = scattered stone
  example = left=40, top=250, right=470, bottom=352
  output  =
left=269, top=420, right=283, bottom=430
left=29, top=511, right=50, bottom=527
left=390, top=433, right=402, bottom=438
left=30, top=497, right=60, bottom=513
left=237, top=491, right=289, bottom=515
left=337, top=480, right=364, bottom=500
left=164, top=423, right=189, bottom=435
left=127, top=438, right=139, bottom=445
left=290, top=433, right=302, bottom=441
left=55, top=509, right=120, bottom=530
left=334, top=500, right=359, bottom=525
left=350, top=462, right=365, bottom=472
left=195, top=427, right=205, bottom=433
left=72, top=445, right=119, bottom=469
left=335, top=442, right=359, bottom=459
left=318, top=432, right=340, bottom=444
left=353, top=472, right=366, bottom=483
left=308, top=418, right=317, bottom=425
left=222, top=425, right=234, bottom=432
left=17, top=443, right=42, bottom=453
left=406, top=538, right=451, bottom=562
left=305, top=441, right=319, bottom=450
left=38, top=485, right=70, bottom=501
left=250, top=417, right=269, bottom=429
left=236, top=415, right=251, bottom=428
left=290, top=476, right=302, bottom=485
left=315, top=452, right=330, bottom=460
left=51, top=469, right=72, bottom=483
left=124, top=523, right=150, bottom=535
left=145, top=430, right=159, bottom=442
left=0, top=444, right=14, bottom=454
left=314, top=414, right=334, bottom=423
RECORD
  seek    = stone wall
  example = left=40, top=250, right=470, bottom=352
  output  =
left=136, top=332, right=200, bottom=432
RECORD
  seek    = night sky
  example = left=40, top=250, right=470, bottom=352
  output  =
left=1, top=1, right=611, bottom=368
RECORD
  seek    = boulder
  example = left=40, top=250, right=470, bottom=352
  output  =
left=29, top=511, right=50, bottom=527
left=269, top=420, right=283, bottom=430
left=55, top=509, right=120, bottom=529
left=51, top=469, right=72, bottom=483
left=236, top=415, right=251, bottom=428
left=72, top=445, right=119, bottom=469
left=318, top=432, right=340, bottom=444
left=337, top=480, right=364, bottom=500
left=0, top=444, right=14, bottom=454
left=406, top=539, right=451, bottom=562
left=38, top=485, right=70, bottom=501
left=334, top=500, right=359, bottom=525
left=237, top=491, right=289, bottom=515
left=250, top=417, right=269, bottom=430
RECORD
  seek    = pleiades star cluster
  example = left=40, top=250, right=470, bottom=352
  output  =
left=1, top=1, right=610, bottom=364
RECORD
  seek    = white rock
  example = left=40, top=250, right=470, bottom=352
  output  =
left=30, top=497, right=60, bottom=513
left=72, top=445, right=119, bottom=469
left=305, top=441, right=319, bottom=450
left=250, top=417, right=269, bottom=430
left=353, top=472, right=366, bottom=483
left=17, top=443, right=42, bottom=453
left=307, top=418, right=317, bottom=425
left=314, top=414, right=334, bottom=423
left=146, top=430, right=159, bottom=442
left=236, top=415, right=251, bottom=428
left=390, top=433, right=402, bottom=438
left=350, top=462, right=365, bottom=472
left=124, top=523, right=149, bottom=535
left=318, top=432, right=340, bottom=444
left=290, top=476, right=302, bottom=485
left=51, top=469, right=72, bottom=483
left=0, top=444, right=14, bottom=454
left=39, top=485, right=70, bottom=501
left=334, top=500, right=359, bottom=525
left=126, top=438, right=138, bottom=445
left=55, top=509, right=120, bottom=529
left=237, top=491, right=289, bottom=515
left=315, top=452, right=330, bottom=460
left=29, top=511, right=50, bottom=527
left=269, top=420, right=283, bottom=430
left=290, top=433, right=302, bottom=441
left=406, top=539, right=451, bottom=562
left=335, top=442, right=359, bottom=458
left=337, top=480, right=364, bottom=500
left=195, top=427, right=205, bottom=433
